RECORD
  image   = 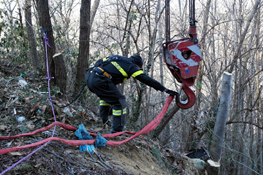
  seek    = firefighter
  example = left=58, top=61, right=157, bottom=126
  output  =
left=85, top=54, right=177, bottom=133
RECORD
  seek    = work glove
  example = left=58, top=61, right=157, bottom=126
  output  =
left=165, top=89, right=178, bottom=97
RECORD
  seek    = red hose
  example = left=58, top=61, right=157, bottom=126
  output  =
left=0, top=96, right=173, bottom=155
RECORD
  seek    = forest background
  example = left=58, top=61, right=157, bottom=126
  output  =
left=0, top=0, right=262, bottom=174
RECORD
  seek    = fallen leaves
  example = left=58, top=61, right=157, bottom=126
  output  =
left=5, top=141, right=13, bottom=147
left=26, top=122, right=35, bottom=130
left=93, top=127, right=103, bottom=133
left=0, top=125, right=8, bottom=131
left=25, top=96, right=34, bottom=104
left=5, top=96, right=18, bottom=108
left=30, top=102, right=40, bottom=113
left=9, top=152, right=24, bottom=156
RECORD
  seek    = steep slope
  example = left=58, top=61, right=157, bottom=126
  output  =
left=0, top=62, right=200, bottom=175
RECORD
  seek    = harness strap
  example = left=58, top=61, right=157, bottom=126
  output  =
left=93, top=67, right=112, bottom=79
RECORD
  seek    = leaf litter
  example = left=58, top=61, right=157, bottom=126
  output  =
left=0, top=62, right=199, bottom=174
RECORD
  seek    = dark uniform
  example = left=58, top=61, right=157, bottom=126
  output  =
left=85, top=55, right=170, bottom=132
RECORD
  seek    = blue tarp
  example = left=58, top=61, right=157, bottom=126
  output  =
left=75, top=124, right=107, bottom=154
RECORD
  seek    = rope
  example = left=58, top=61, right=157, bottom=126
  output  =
left=0, top=28, right=57, bottom=175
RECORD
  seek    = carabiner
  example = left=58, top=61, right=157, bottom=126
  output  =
left=175, top=84, right=196, bottom=109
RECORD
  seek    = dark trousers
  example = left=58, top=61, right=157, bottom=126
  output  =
left=85, top=71, right=128, bottom=131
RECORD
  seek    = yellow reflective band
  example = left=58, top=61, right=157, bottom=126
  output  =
left=111, top=61, right=128, bottom=78
left=100, top=100, right=110, bottom=106
left=123, top=108, right=127, bottom=113
left=131, top=70, right=143, bottom=77
left=113, top=108, right=127, bottom=116
left=103, top=58, right=108, bottom=61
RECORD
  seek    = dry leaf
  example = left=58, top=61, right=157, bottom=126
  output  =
left=26, top=122, right=35, bottom=130
left=136, top=146, right=142, bottom=149
left=13, top=108, right=17, bottom=115
left=62, top=117, right=66, bottom=123
left=30, top=102, right=40, bottom=112
left=34, top=163, right=42, bottom=168
left=58, top=114, right=66, bottom=118
left=146, top=145, right=152, bottom=150
left=0, top=125, right=8, bottom=130
left=15, top=100, right=21, bottom=105
left=94, top=127, right=103, bottom=132
left=25, top=96, right=33, bottom=104
left=9, top=152, right=23, bottom=156
left=41, top=105, right=47, bottom=113
left=54, top=105, right=60, bottom=114
left=30, top=89, right=37, bottom=93
left=6, top=141, right=13, bottom=147
left=178, top=162, right=183, bottom=169
left=52, top=97, right=60, bottom=101
left=53, top=53, right=62, bottom=58
left=64, top=149, right=73, bottom=154
left=207, top=159, right=220, bottom=167
left=5, top=98, right=12, bottom=108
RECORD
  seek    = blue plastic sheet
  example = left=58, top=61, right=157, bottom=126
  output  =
left=96, top=132, right=107, bottom=146
left=75, top=124, right=108, bottom=153
left=75, top=124, right=95, bottom=154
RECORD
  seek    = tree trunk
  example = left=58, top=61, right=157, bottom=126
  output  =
left=208, top=72, right=232, bottom=175
left=154, top=95, right=187, bottom=138
left=75, top=0, right=91, bottom=93
left=194, top=0, right=211, bottom=112
left=255, top=8, right=262, bottom=174
left=90, top=0, right=100, bottom=28
left=25, top=0, right=40, bottom=73
left=191, top=0, right=211, bottom=151
left=228, top=0, right=261, bottom=73
left=36, top=0, right=67, bottom=93
left=158, top=1, right=165, bottom=106
left=165, top=0, right=170, bottom=43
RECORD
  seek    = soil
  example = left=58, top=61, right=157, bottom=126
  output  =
left=0, top=62, right=200, bottom=175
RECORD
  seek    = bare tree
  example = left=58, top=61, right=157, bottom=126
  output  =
left=90, top=0, right=100, bottom=28
left=25, top=0, right=40, bottom=73
left=75, top=0, right=91, bottom=93
left=35, top=0, right=67, bottom=93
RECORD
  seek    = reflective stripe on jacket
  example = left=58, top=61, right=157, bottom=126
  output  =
left=94, top=55, right=165, bottom=91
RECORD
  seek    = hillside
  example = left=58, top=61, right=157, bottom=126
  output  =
left=0, top=62, right=201, bottom=175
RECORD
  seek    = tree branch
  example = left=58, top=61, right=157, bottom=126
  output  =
left=226, top=121, right=263, bottom=130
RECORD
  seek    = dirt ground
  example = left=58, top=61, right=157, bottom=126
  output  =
left=0, top=62, right=200, bottom=175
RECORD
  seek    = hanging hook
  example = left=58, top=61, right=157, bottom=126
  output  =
left=175, top=84, right=196, bottom=109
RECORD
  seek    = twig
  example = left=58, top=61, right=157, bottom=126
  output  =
left=43, top=148, right=64, bottom=160
left=5, top=96, right=18, bottom=108
left=94, top=149, right=113, bottom=169
left=43, top=148, right=89, bottom=169
left=6, top=78, right=15, bottom=87
left=85, top=155, right=109, bottom=169
left=86, top=150, right=112, bottom=170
